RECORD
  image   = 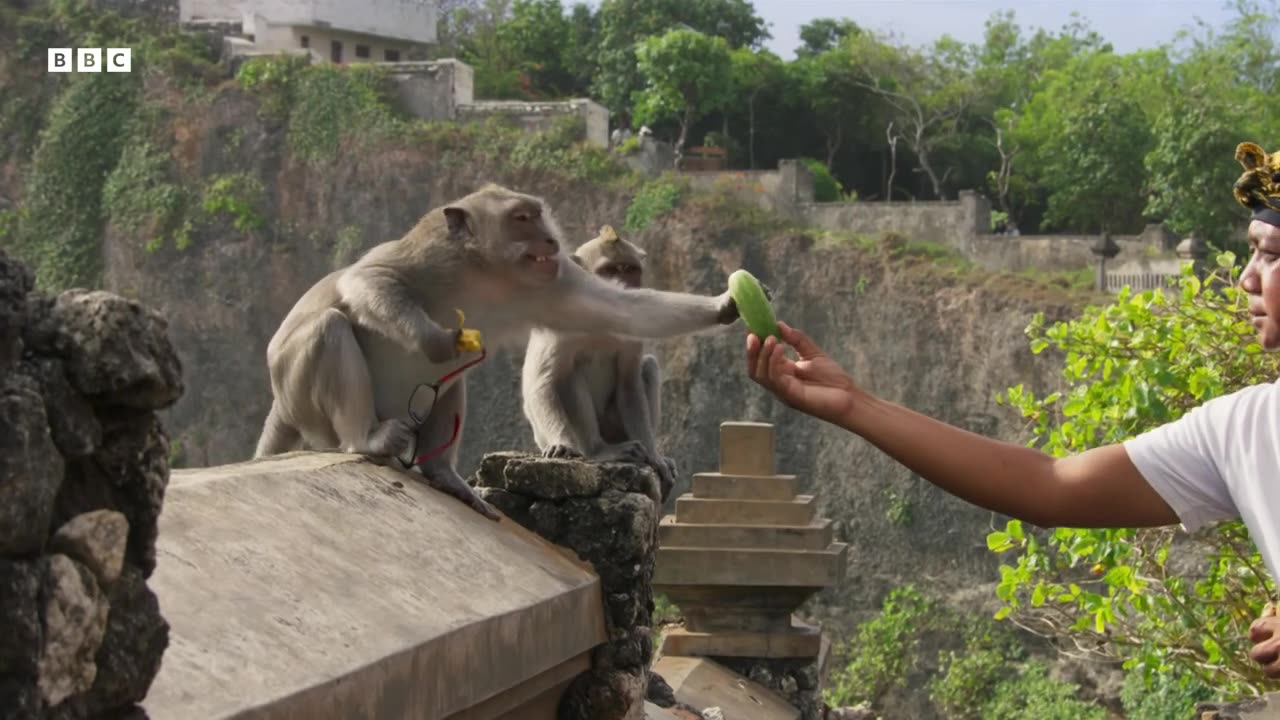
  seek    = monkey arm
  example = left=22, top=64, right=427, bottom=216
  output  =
left=526, top=365, right=604, bottom=454
left=613, top=349, right=658, bottom=455
left=543, top=261, right=735, bottom=340
left=336, top=268, right=458, bottom=362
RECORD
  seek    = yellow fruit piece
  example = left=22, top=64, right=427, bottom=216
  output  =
left=453, top=309, right=483, bottom=352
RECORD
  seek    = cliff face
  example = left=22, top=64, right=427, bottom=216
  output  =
left=6, top=71, right=1092, bottom=621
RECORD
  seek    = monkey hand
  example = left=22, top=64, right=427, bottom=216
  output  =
left=423, top=323, right=465, bottom=363
left=716, top=283, right=773, bottom=325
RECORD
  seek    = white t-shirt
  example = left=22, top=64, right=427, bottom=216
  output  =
left=1123, top=382, right=1280, bottom=580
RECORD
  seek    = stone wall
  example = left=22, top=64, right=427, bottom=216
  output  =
left=681, top=160, right=814, bottom=220
left=459, top=99, right=611, bottom=148
left=473, top=452, right=663, bottom=720
left=801, top=190, right=992, bottom=256
left=0, top=250, right=182, bottom=718
left=384, top=59, right=474, bottom=122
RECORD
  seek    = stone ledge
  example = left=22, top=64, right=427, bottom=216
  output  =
left=691, top=473, right=798, bottom=500
left=658, top=518, right=833, bottom=550
left=654, top=545, right=847, bottom=587
left=142, top=452, right=607, bottom=720
left=673, top=495, right=817, bottom=525
left=652, top=656, right=800, bottom=720
left=658, top=625, right=823, bottom=659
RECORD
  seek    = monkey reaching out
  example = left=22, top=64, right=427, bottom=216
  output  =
left=253, top=184, right=744, bottom=520
left=521, top=226, right=681, bottom=501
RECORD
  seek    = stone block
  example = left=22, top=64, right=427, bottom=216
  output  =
left=674, top=495, right=816, bottom=526
left=654, top=545, right=847, bottom=587
left=658, top=517, right=833, bottom=551
left=143, top=453, right=607, bottom=720
left=717, top=421, right=775, bottom=476
left=658, top=626, right=822, bottom=660
left=691, top=472, right=797, bottom=500
left=651, top=656, right=800, bottom=719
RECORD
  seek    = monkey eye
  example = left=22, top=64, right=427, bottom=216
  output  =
left=514, top=212, right=530, bottom=222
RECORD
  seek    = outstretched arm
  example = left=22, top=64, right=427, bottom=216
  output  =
left=537, top=258, right=737, bottom=339
left=747, top=323, right=1184, bottom=530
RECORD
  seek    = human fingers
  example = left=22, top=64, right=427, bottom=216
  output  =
left=746, top=333, right=762, bottom=381
left=1252, top=616, right=1280, bottom=643
left=1250, top=634, right=1280, bottom=667
left=754, top=335, right=777, bottom=385
left=778, top=321, right=825, bottom=359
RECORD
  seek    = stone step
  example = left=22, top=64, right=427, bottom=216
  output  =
left=674, top=494, right=816, bottom=526
left=658, top=517, right=833, bottom=551
left=691, top=472, right=798, bottom=500
left=653, top=544, right=847, bottom=587
left=657, top=624, right=822, bottom=660
left=718, top=421, right=776, bottom=476
left=650, top=656, right=801, bottom=719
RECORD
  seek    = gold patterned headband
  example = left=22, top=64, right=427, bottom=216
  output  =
left=1235, top=142, right=1280, bottom=227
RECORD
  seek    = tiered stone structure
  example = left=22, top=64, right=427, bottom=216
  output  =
left=652, top=421, right=845, bottom=719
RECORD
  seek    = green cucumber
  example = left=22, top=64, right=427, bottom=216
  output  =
left=728, top=269, right=778, bottom=339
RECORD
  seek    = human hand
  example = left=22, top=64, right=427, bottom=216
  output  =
left=1248, top=603, right=1280, bottom=679
left=745, top=321, right=859, bottom=426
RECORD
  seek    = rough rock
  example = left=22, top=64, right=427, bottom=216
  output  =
left=0, top=249, right=179, bottom=718
left=1196, top=692, right=1280, bottom=719
left=0, top=372, right=64, bottom=556
left=35, top=290, right=183, bottom=411
left=472, top=452, right=662, bottom=720
left=647, top=669, right=677, bottom=707
left=714, top=657, right=824, bottom=720
left=50, top=511, right=130, bottom=588
left=37, top=555, right=110, bottom=707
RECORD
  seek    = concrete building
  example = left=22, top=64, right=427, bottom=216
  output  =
left=182, top=0, right=438, bottom=63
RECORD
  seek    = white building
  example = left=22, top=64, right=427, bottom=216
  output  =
left=182, top=0, right=438, bottom=64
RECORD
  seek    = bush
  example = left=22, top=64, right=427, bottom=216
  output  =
left=624, top=175, right=686, bottom=233
left=988, top=254, right=1280, bottom=697
left=800, top=157, right=845, bottom=202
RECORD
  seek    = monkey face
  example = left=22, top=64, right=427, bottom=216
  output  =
left=444, top=185, right=566, bottom=286
left=596, top=261, right=643, bottom=288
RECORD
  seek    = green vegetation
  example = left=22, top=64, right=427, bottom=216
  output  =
left=989, top=255, right=1280, bottom=700
left=800, top=157, right=846, bottom=203
left=826, top=585, right=1102, bottom=717
left=623, top=174, right=686, bottom=232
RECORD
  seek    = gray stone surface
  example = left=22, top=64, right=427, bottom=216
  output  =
left=0, top=249, right=180, bottom=719
left=143, top=452, right=607, bottom=720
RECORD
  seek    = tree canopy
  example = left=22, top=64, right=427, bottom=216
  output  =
left=443, top=0, right=1280, bottom=240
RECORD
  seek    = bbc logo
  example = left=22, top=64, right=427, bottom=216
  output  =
left=48, top=48, right=132, bottom=73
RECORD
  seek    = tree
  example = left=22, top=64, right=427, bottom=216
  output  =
left=796, top=17, right=861, bottom=57
left=491, top=0, right=594, bottom=98
left=592, top=0, right=768, bottom=117
left=729, top=47, right=785, bottom=169
left=843, top=32, right=980, bottom=200
left=632, top=28, right=735, bottom=167
left=990, top=257, right=1280, bottom=700
left=788, top=45, right=873, bottom=171
left=1014, top=50, right=1157, bottom=233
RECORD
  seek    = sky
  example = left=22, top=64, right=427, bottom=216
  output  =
left=743, top=0, right=1243, bottom=59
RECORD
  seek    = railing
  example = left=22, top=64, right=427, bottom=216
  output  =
left=1104, top=272, right=1180, bottom=293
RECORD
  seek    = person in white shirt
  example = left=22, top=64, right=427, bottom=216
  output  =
left=743, top=140, right=1280, bottom=679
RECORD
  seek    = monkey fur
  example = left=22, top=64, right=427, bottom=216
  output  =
left=254, top=184, right=743, bottom=520
left=521, top=225, right=681, bottom=501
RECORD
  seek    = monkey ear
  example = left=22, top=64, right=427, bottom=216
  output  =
left=444, top=206, right=473, bottom=238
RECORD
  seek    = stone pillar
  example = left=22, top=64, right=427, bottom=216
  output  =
left=0, top=250, right=182, bottom=718
left=1177, top=232, right=1210, bottom=280
left=473, top=452, right=663, bottom=720
left=652, top=421, right=847, bottom=720
left=1090, top=232, right=1120, bottom=292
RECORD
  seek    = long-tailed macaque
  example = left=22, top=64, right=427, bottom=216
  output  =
left=254, top=184, right=743, bottom=520
left=521, top=226, right=678, bottom=501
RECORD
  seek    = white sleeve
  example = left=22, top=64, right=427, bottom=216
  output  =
left=1121, top=390, right=1243, bottom=532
